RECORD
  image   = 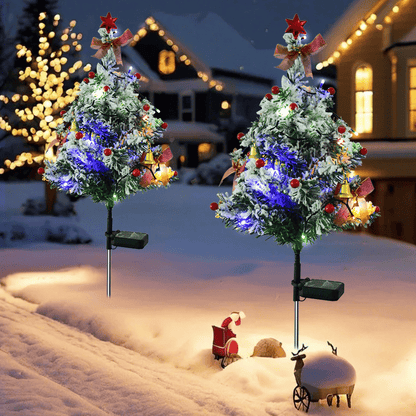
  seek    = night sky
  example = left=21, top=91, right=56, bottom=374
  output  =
left=4, top=0, right=356, bottom=58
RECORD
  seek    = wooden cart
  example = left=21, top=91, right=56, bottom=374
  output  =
left=291, top=343, right=356, bottom=412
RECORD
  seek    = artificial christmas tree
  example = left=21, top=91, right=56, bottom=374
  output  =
left=212, top=15, right=380, bottom=348
left=42, top=13, right=176, bottom=296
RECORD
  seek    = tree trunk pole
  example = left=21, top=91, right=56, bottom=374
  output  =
left=106, top=206, right=113, bottom=298
left=44, top=181, right=57, bottom=215
left=293, top=249, right=301, bottom=350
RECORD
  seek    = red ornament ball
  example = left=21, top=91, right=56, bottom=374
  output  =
left=210, top=202, right=219, bottom=211
left=75, top=132, right=84, bottom=140
left=338, top=125, right=346, bottom=134
left=375, top=206, right=380, bottom=213
left=37, top=167, right=45, bottom=175
left=265, top=93, right=273, bottom=101
left=132, top=169, right=141, bottom=177
left=328, top=87, right=336, bottom=95
left=290, top=103, right=298, bottom=111
left=88, top=71, right=95, bottom=79
left=360, top=147, right=368, bottom=156
left=256, top=159, right=265, bottom=168
left=134, top=73, right=141, bottom=79
left=103, top=86, right=110, bottom=92
left=237, top=132, right=245, bottom=140
left=143, top=104, right=150, bottom=112
left=104, top=148, right=112, bottom=156
left=290, top=178, right=300, bottom=188
left=60, top=110, right=66, bottom=117
left=161, top=122, right=168, bottom=129
left=83, top=78, right=89, bottom=84
left=271, top=86, right=280, bottom=94
left=324, top=203, right=335, bottom=214
left=173, top=171, right=178, bottom=177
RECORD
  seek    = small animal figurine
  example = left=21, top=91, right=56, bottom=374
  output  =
left=251, top=338, right=286, bottom=358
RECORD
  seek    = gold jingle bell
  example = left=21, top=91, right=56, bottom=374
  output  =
left=249, top=145, right=260, bottom=160
left=143, top=149, right=155, bottom=165
left=70, top=120, right=78, bottom=132
left=338, top=179, right=353, bottom=199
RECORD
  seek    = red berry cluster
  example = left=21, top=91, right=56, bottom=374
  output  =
left=143, top=104, right=150, bottom=112
left=324, top=203, right=334, bottom=214
left=290, top=178, right=300, bottom=188
left=255, top=159, right=265, bottom=168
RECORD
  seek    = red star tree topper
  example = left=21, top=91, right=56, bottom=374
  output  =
left=100, top=12, right=118, bottom=33
left=285, top=14, right=307, bottom=39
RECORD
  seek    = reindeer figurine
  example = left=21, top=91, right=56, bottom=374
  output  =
left=290, top=342, right=356, bottom=412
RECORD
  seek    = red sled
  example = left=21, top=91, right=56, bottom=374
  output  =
left=212, top=325, right=239, bottom=368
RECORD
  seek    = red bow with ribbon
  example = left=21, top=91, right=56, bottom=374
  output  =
left=91, top=29, right=133, bottom=65
left=274, top=34, right=326, bottom=78
left=220, top=160, right=247, bottom=190
left=155, top=145, right=173, bottom=164
left=46, top=133, right=68, bottom=156
left=334, top=178, right=374, bottom=226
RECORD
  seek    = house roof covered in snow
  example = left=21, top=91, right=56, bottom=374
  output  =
left=127, top=12, right=280, bottom=83
left=314, top=0, right=416, bottom=64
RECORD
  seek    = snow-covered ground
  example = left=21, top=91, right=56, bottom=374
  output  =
left=0, top=180, right=415, bottom=415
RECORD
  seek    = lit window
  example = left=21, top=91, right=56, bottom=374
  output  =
left=355, top=64, right=373, bottom=133
left=409, top=67, right=416, bottom=132
left=158, top=50, right=175, bottom=75
left=198, top=143, right=214, bottom=161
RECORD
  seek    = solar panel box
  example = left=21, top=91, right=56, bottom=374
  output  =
left=300, top=279, right=344, bottom=301
left=113, top=231, right=148, bottom=249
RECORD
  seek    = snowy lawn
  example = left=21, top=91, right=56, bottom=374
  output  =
left=0, top=181, right=415, bottom=415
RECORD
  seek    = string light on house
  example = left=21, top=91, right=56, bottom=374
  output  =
left=316, top=0, right=409, bottom=71
left=0, top=12, right=89, bottom=175
left=129, top=16, right=224, bottom=91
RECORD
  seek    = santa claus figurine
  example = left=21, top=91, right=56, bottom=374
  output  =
left=221, top=311, right=245, bottom=354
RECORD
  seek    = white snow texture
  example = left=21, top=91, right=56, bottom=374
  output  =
left=0, top=180, right=415, bottom=415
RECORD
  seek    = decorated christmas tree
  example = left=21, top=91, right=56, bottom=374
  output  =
left=42, top=13, right=177, bottom=296
left=211, top=15, right=380, bottom=347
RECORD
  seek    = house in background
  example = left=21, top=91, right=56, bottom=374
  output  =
left=121, top=12, right=277, bottom=168
left=314, top=0, right=416, bottom=245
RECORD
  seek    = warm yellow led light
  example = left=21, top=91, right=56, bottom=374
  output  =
left=392, top=6, right=399, bottom=12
